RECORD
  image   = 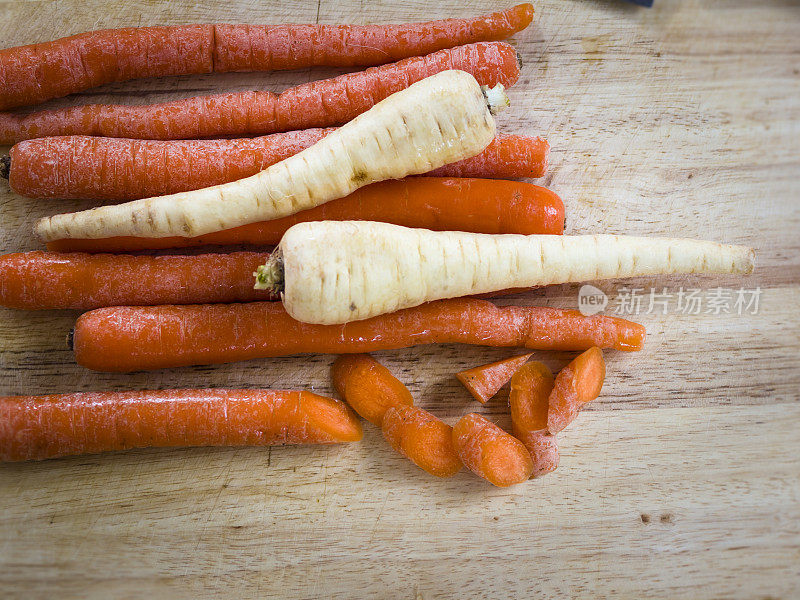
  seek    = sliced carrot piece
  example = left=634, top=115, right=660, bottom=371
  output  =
left=547, top=347, right=606, bottom=434
left=509, top=362, right=559, bottom=477
left=382, top=405, right=462, bottom=478
left=456, top=352, right=533, bottom=404
left=452, top=413, right=533, bottom=487
left=331, top=354, right=413, bottom=427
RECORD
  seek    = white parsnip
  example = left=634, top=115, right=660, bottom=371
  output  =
left=255, top=221, right=755, bottom=325
left=35, top=70, right=507, bottom=242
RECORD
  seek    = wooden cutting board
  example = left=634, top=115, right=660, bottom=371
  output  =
left=1, top=1, right=798, bottom=598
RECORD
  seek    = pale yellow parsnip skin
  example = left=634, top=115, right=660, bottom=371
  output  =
left=35, top=70, right=498, bottom=242
left=278, top=221, right=756, bottom=325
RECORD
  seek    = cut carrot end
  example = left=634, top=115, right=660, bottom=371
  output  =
left=456, top=352, right=533, bottom=404
left=509, top=361, right=553, bottom=432
left=383, top=405, right=461, bottom=478
left=301, top=393, right=364, bottom=443
left=573, top=347, right=605, bottom=404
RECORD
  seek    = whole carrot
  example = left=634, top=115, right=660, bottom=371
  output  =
left=4, top=133, right=548, bottom=202
left=0, top=5, right=533, bottom=111
left=382, top=405, right=462, bottom=478
left=45, top=178, right=565, bottom=253
left=452, top=413, right=533, bottom=486
left=509, top=361, right=559, bottom=477
left=0, top=42, right=520, bottom=144
left=0, top=251, right=274, bottom=310
left=547, top=347, right=606, bottom=434
left=332, top=354, right=413, bottom=427
left=456, top=353, right=533, bottom=404
left=0, top=389, right=363, bottom=461
left=71, top=299, right=647, bottom=372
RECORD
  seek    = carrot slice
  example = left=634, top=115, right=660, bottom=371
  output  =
left=456, top=352, right=533, bottom=404
left=452, top=413, right=533, bottom=487
left=547, top=347, right=606, bottom=434
left=510, top=362, right=559, bottom=477
left=382, top=405, right=462, bottom=478
left=331, top=354, right=413, bottom=427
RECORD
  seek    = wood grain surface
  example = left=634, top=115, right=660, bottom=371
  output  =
left=1, top=1, right=798, bottom=598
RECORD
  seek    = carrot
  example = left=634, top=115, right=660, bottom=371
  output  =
left=382, top=405, right=462, bottom=478
left=332, top=354, right=413, bottom=426
left=0, top=388, right=363, bottom=461
left=452, top=413, right=533, bottom=486
left=35, top=70, right=510, bottom=242
left=5, top=133, right=548, bottom=202
left=45, top=178, right=564, bottom=253
left=509, top=361, right=559, bottom=477
left=456, top=353, right=533, bottom=404
left=0, top=251, right=275, bottom=310
left=3, top=42, right=520, bottom=144
left=70, top=299, right=647, bottom=372
left=0, top=5, right=533, bottom=111
left=547, top=347, right=606, bottom=434
left=255, top=222, right=756, bottom=325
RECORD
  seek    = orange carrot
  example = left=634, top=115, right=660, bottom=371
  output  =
left=0, top=388, right=363, bottom=461
left=332, top=354, right=414, bottom=426
left=456, top=352, right=533, bottom=404
left=0, top=42, right=520, bottom=143
left=4, top=133, right=549, bottom=201
left=382, top=405, right=462, bottom=477
left=45, top=178, right=564, bottom=253
left=452, top=413, right=533, bottom=486
left=509, top=361, right=559, bottom=477
left=0, top=5, right=533, bottom=111
left=0, top=251, right=275, bottom=310
left=71, top=298, right=646, bottom=372
left=547, top=347, right=606, bottom=434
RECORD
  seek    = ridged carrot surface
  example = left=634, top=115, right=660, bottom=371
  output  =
left=0, top=389, right=363, bottom=462
left=71, top=299, right=647, bottom=372
left=456, top=353, right=533, bottom=404
left=452, top=413, right=533, bottom=486
left=45, top=178, right=564, bottom=253
left=0, top=42, right=520, bottom=143
left=0, top=5, right=533, bottom=111
left=382, top=404, right=462, bottom=478
left=0, top=251, right=274, bottom=310
left=547, top=347, right=606, bottom=434
left=332, top=354, right=413, bottom=427
left=509, top=361, right=559, bottom=477
left=6, top=133, right=549, bottom=201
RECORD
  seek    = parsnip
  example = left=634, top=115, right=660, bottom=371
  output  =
left=255, top=221, right=755, bottom=325
left=34, top=70, right=507, bottom=242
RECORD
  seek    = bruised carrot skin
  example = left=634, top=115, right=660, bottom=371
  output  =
left=332, top=354, right=413, bottom=427
left=8, top=133, right=549, bottom=202
left=0, top=251, right=274, bottom=310
left=0, top=42, right=520, bottom=143
left=547, top=347, right=606, bottom=434
left=452, top=413, right=533, bottom=486
left=0, top=5, right=533, bottom=111
left=71, top=299, right=647, bottom=372
left=382, top=405, right=462, bottom=478
left=509, top=361, right=559, bottom=477
left=45, top=178, right=565, bottom=253
left=0, top=389, right=363, bottom=462
left=456, top=353, right=532, bottom=404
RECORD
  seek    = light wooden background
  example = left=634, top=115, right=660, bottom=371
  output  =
left=1, top=1, right=798, bottom=598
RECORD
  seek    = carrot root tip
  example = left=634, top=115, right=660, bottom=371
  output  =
left=0, top=155, right=9, bottom=180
